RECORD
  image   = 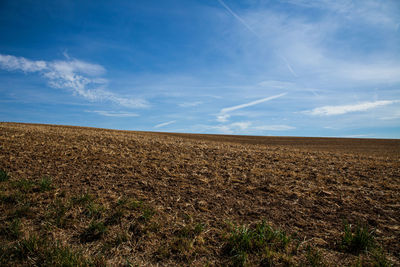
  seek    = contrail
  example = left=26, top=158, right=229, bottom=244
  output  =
left=154, top=120, right=176, bottom=129
left=221, top=93, right=287, bottom=113
left=281, top=55, right=298, bottom=77
left=217, top=0, right=260, bottom=38
left=217, top=0, right=298, bottom=78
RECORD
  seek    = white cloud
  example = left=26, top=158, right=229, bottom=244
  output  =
left=305, top=100, right=398, bottom=116
left=88, top=110, right=139, bottom=117
left=232, top=1, right=400, bottom=87
left=210, top=125, right=233, bottom=134
left=0, top=54, right=148, bottom=108
left=230, top=121, right=251, bottom=130
left=323, top=126, right=339, bottom=130
left=216, top=93, right=286, bottom=122
left=217, top=113, right=230, bottom=122
left=227, top=122, right=295, bottom=132
left=154, top=120, right=176, bottom=129
left=221, top=93, right=287, bottom=114
left=342, top=134, right=372, bottom=138
left=197, top=122, right=295, bottom=134
left=178, top=101, right=202, bottom=108
left=0, top=54, right=46, bottom=72
left=254, top=125, right=295, bottom=131
left=380, top=111, right=400, bottom=120
left=51, top=59, right=105, bottom=76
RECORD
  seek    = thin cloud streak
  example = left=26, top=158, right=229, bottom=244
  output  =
left=254, top=125, right=295, bottom=131
left=154, top=120, right=176, bottom=129
left=342, top=134, right=372, bottom=138
left=217, top=2, right=300, bottom=78
left=280, top=55, right=298, bottom=77
left=217, top=0, right=260, bottom=38
left=218, top=1, right=308, bottom=79
left=195, top=122, right=295, bottom=134
left=88, top=110, right=139, bottom=117
left=221, top=93, right=287, bottom=114
left=0, top=54, right=148, bottom=108
left=216, top=93, right=287, bottom=122
left=306, top=100, right=398, bottom=116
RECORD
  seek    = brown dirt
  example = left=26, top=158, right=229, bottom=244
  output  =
left=1, top=122, right=399, bottom=266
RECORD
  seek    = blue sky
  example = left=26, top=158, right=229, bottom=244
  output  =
left=0, top=0, right=399, bottom=138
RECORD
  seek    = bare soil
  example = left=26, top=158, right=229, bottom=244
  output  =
left=0, top=122, right=399, bottom=266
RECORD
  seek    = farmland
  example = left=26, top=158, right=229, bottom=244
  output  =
left=0, top=122, right=399, bottom=266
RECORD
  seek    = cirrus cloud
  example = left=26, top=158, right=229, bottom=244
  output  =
left=305, top=100, right=398, bottom=116
left=0, top=54, right=148, bottom=108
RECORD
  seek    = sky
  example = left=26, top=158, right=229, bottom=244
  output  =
left=0, top=0, right=399, bottom=138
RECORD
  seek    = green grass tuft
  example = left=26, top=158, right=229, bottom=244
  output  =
left=0, top=169, right=9, bottom=182
left=175, top=223, right=205, bottom=239
left=0, top=235, right=98, bottom=266
left=341, top=221, right=375, bottom=254
left=223, top=221, right=291, bottom=266
left=12, top=179, right=36, bottom=193
left=38, top=177, right=53, bottom=192
left=138, top=207, right=155, bottom=223
left=83, top=202, right=105, bottom=219
left=126, top=199, right=144, bottom=210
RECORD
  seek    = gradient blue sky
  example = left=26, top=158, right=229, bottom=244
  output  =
left=1, top=0, right=399, bottom=138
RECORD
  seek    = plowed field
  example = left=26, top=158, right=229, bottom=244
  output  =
left=0, top=122, right=399, bottom=266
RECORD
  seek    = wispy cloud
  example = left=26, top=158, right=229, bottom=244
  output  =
left=216, top=114, right=231, bottom=123
left=232, top=1, right=400, bottom=87
left=280, top=55, right=298, bottom=77
left=154, top=120, right=176, bottom=129
left=254, top=125, right=296, bottom=131
left=305, top=100, right=398, bottom=116
left=217, top=0, right=260, bottom=38
left=217, top=1, right=301, bottom=78
left=0, top=54, right=148, bottom=108
left=0, top=54, right=47, bottom=72
left=178, top=101, right=203, bottom=108
left=230, top=121, right=252, bottom=130
left=217, top=93, right=287, bottom=122
left=285, top=0, right=400, bottom=29
left=221, top=93, right=287, bottom=114
left=229, top=122, right=295, bottom=132
left=380, top=112, right=400, bottom=120
left=88, top=110, right=139, bottom=117
left=342, top=134, right=372, bottom=138
left=337, top=63, right=400, bottom=84
left=196, top=122, right=295, bottom=134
